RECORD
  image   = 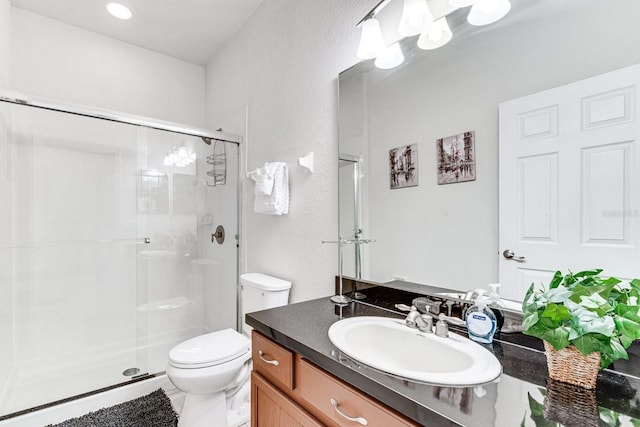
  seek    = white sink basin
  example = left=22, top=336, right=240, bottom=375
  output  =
left=328, top=316, right=502, bottom=386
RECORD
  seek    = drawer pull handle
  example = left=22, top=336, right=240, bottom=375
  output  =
left=330, top=398, right=368, bottom=425
left=258, top=350, right=280, bottom=366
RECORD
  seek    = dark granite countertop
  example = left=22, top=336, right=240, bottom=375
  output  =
left=246, top=290, right=640, bottom=426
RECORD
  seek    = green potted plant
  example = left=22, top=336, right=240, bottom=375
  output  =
left=522, top=269, right=640, bottom=389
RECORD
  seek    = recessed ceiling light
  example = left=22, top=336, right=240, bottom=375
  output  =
left=106, top=3, right=132, bottom=20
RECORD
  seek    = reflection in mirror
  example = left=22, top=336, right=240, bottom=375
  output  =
left=338, top=0, right=640, bottom=303
left=339, top=157, right=358, bottom=279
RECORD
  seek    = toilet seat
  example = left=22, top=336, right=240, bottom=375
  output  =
left=169, top=329, right=250, bottom=369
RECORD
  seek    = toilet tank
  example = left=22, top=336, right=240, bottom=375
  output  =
left=241, top=273, right=291, bottom=334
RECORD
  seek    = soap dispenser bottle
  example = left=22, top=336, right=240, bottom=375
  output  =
left=465, top=296, right=497, bottom=344
left=487, top=283, right=502, bottom=306
left=486, top=283, right=505, bottom=330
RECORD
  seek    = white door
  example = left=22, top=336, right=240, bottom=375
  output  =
left=499, top=64, right=640, bottom=301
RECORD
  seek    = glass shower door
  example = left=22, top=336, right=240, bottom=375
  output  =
left=0, top=99, right=239, bottom=419
left=0, top=103, right=143, bottom=416
left=135, top=129, right=239, bottom=378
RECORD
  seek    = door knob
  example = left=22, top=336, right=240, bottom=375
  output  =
left=503, top=249, right=526, bottom=262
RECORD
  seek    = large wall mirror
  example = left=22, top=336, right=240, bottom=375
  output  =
left=338, top=0, right=640, bottom=303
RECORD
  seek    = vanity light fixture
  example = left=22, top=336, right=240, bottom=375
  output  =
left=355, top=0, right=513, bottom=69
left=417, top=17, right=452, bottom=50
left=374, top=42, right=405, bottom=69
left=357, top=16, right=386, bottom=59
left=398, top=0, right=434, bottom=37
left=467, top=0, right=511, bottom=26
left=106, top=2, right=132, bottom=20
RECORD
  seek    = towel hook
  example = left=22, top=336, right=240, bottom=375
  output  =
left=298, top=152, right=314, bottom=173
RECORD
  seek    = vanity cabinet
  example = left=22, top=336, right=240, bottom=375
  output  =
left=252, top=371, right=323, bottom=427
left=251, top=331, right=420, bottom=427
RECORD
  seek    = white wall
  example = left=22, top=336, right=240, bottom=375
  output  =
left=0, top=0, right=10, bottom=89
left=10, top=8, right=205, bottom=127
left=204, top=0, right=375, bottom=302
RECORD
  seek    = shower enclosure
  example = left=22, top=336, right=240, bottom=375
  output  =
left=0, top=95, right=240, bottom=418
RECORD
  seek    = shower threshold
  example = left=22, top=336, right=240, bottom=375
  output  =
left=0, top=374, right=156, bottom=421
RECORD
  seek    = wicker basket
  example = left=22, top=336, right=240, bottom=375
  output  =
left=544, top=341, right=600, bottom=389
left=543, top=379, right=599, bottom=427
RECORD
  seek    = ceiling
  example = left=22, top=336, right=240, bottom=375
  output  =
left=10, top=0, right=263, bottom=65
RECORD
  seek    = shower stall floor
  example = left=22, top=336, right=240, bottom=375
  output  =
left=0, top=375, right=176, bottom=427
left=0, top=331, right=200, bottom=418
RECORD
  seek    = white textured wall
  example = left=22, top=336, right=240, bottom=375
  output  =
left=205, top=0, right=376, bottom=303
left=10, top=8, right=205, bottom=126
left=0, top=0, right=10, bottom=89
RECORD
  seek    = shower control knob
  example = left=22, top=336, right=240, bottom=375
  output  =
left=212, top=225, right=225, bottom=244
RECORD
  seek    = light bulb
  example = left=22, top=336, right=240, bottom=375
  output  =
left=449, top=0, right=475, bottom=7
left=398, top=0, right=434, bottom=37
left=106, top=3, right=132, bottom=20
left=467, top=0, right=511, bottom=26
left=417, top=17, right=453, bottom=50
left=374, top=43, right=404, bottom=69
left=357, top=17, right=386, bottom=59
left=477, top=0, right=500, bottom=13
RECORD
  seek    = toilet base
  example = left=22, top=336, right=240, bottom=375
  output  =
left=178, top=392, right=228, bottom=427
left=177, top=388, right=251, bottom=427
left=227, top=381, right=251, bottom=427
left=227, top=400, right=251, bottom=427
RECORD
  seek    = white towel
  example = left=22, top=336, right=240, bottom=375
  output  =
left=253, top=162, right=289, bottom=215
left=248, top=165, right=275, bottom=196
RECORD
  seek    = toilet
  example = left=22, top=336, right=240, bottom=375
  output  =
left=166, top=273, right=291, bottom=427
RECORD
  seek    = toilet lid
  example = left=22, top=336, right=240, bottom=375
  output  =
left=169, top=329, right=250, bottom=369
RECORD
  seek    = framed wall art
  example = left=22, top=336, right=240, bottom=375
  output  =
left=436, top=131, right=476, bottom=185
left=389, top=144, right=418, bottom=189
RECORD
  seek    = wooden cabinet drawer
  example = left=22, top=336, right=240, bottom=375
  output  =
left=251, top=371, right=322, bottom=427
left=252, top=331, right=294, bottom=390
left=298, top=358, right=419, bottom=427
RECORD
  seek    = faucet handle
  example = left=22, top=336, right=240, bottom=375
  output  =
left=438, top=313, right=466, bottom=326
left=394, top=303, right=413, bottom=312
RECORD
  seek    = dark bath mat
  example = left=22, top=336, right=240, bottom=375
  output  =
left=46, top=389, right=178, bottom=427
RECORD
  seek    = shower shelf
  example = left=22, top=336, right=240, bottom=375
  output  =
left=206, top=139, right=226, bottom=187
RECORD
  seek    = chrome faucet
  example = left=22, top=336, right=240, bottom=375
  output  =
left=395, top=304, right=433, bottom=333
left=464, top=289, right=488, bottom=302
